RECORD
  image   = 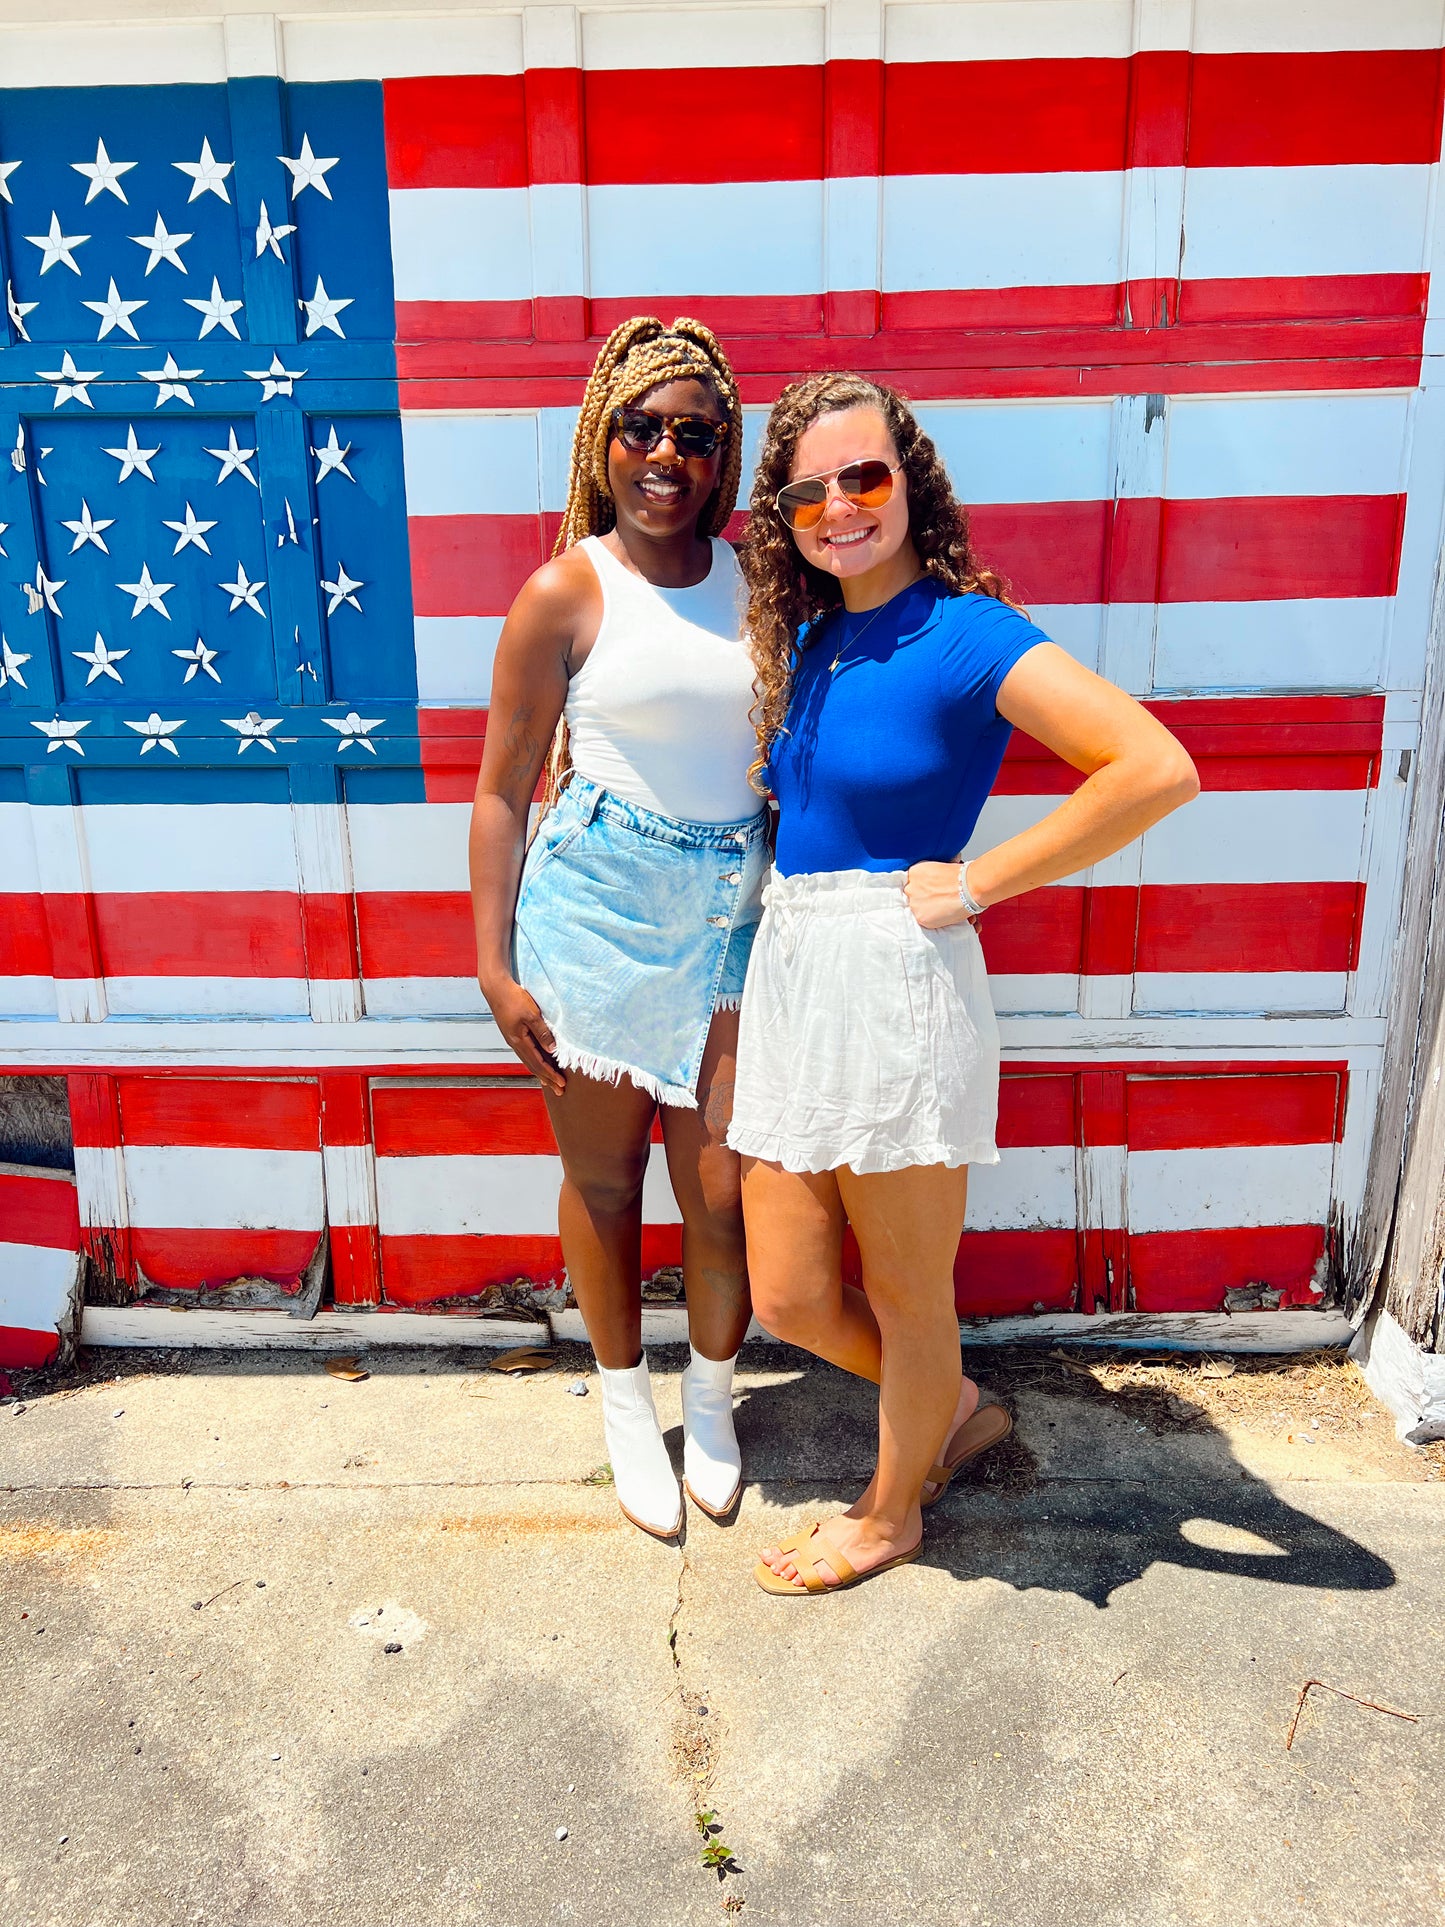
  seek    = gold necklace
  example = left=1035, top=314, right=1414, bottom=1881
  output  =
left=828, top=571, right=925, bottom=674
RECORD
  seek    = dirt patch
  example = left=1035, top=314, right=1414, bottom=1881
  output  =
left=431, top=1510, right=624, bottom=1542
left=0, top=1521, right=116, bottom=1566
left=975, top=1346, right=1445, bottom=1480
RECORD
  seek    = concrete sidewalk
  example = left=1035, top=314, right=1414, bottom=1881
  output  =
left=2, top=1342, right=1442, bottom=1927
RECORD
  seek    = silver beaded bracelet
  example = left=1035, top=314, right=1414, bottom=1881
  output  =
left=957, top=860, right=987, bottom=917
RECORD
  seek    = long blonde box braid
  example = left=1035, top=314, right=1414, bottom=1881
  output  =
left=540, top=316, right=744, bottom=812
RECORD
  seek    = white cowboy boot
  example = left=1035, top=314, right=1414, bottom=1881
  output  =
left=596, top=1354, right=683, bottom=1539
left=681, top=1344, right=742, bottom=1518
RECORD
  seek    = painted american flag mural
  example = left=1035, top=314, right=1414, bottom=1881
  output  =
left=1, top=0, right=1443, bottom=1363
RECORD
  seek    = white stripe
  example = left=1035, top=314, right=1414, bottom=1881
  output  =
left=323, top=1143, right=377, bottom=1230
left=0, top=802, right=41, bottom=892
left=349, top=804, right=470, bottom=891
left=81, top=804, right=299, bottom=893
left=102, top=977, right=311, bottom=1019
left=920, top=400, right=1115, bottom=504
left=588, top=182, right=825, bottom=297
left=991, top=975, right=1083, bottom=1014
left=0, top=21, right=224, bottom=85
left=1132, top=973, right=1349, bottom=1014
left=1025, top=605, right=1103, bottom=670
left=1163, top=394, right=1412, bottom=501
left=0, top=1242, right=79, bottom=1334
left=1181, top=165, right=1433, bottom=281
left=390, top=188, right=532, bottom=304
left=123, top=1146, right=323, bottom=1232
left=884, top=172, right=1127, bottom=289
left=1150, top=600, right=1392, bottom=692
left=825, top=174, right=883, bottom=292
left=282, top=12, right=522, bottom=79
left=1127, top=1142, right=1334, bottom=1232
left=402, top=414, right=539, bottom=518
left=376, top=1152, right=556, bottom=1237
left=0, top=979, right=57, bottom=1017
left=885, top=1, right=1135, bottom=62
left=1141, top=791, right=1369, bottom=884
left=364, top=978, right=488, bottom=1017
left=1193, top=0, right=1444, bottom=52
left=581, top=6, right=825, bottom=67
left=415, top=617, right=503, bottom=704
left=969, top=1146, right=1078, bottom=1226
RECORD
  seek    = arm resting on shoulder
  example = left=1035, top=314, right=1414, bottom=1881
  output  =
left=906, top=642, right=1200, bottom=930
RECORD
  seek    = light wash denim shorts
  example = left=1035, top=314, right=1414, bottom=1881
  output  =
left=512, top=775, right=769, bottom=1108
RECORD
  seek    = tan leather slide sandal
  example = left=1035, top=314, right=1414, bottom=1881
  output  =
left=753, top=1522, right=923, bottom=1596
left=920, top=1403, right=1014, bottom=1507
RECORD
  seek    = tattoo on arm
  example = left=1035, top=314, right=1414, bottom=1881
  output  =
left=498, top=701, right=542, bottom=811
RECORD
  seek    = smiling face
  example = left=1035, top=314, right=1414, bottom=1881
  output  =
left=787, top=405, right=918, bottom=597
left=606, top=377, right=726, bottom=541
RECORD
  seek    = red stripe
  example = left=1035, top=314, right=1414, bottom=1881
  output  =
left=357, top=892, right=476, bottom=980
left=996, top=1074, right=1078, bottom=1149
left=0, top=1325, right=61, bottom=1368
left=347, top=883, right=1365, bottom=982
left=1125, top=1073, right=1345, bottom=1151
left=887, top=57, right=1136, bottom=174
left=130, top=1228, right=323, bottom=1293
left=1187, top=50, right=1445, bottom=168
left=1128, top=1225, right=1327, bottom=1312
left=0, top=896, right=51, bottom=976
left=115, top=1077, right=320, bottom=1153
left=330, top=1223, right=383, bottom=1307
left=410, top=497, right=1402, bottom=619
left=381, top=50, right=1444, bottom=187
left=0, top=1172, right=79, bottom=1250
left=373, top=1083, right=556, bottom=1158
left=586, top=67, right=824, bottom=184
left=418, top=706, right=491, bottom=803
left=1136, top=881, right=1364, bottom=974
left=384, top=75, right=529, bottom=189
left=954, top=1228, right=1081, bottom=1317
left=398, top=330, right=1423, bottom=401
left=1176, top=273, right=1428, bottom=324
left=1155, top=496, right=1404, bottom=603
left=527, top=66, right=585, bottom=186
left=588, top=293, right=826, bottom=339
left=998, top=697, right=1385, bottom=795
left=301, top=893, right=360, bottom=982
left=90, top=892, right=307, bottom=980
left=408, top=514, right=543, bottom=618
left=377, top=1228, right=683, bottom=1302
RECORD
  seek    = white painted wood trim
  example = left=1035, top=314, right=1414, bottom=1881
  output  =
left=82, top=1301, right=1353, bottom=1355
left=81, top=1305, right=550, bottom=1351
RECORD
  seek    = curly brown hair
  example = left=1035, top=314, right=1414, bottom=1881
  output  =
left=739, top=374, right=1015, bottom=796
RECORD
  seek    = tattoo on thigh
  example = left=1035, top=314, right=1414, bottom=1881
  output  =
left=703, top=1074, right=735, bottom=1136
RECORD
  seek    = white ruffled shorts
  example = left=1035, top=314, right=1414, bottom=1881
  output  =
left=726, top=867, right=1002, bottom=1176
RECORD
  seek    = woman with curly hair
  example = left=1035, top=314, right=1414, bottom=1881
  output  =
left=730, top=374, right=1199, bottom=1595
left=469, top=317, right=766, bottom=1539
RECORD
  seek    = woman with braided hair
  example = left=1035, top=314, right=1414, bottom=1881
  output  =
left=729, top=375, right=1199, bottom=1595
left=469, top=317, right=764, bottom=1538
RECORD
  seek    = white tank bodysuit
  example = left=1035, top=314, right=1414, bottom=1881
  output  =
left=565, top=536, right=759, bottom=825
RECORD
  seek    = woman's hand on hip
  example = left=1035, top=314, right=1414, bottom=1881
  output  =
left=482, top=976, right=566, bottom=1095
left=904, top=862, right=980, bottom=931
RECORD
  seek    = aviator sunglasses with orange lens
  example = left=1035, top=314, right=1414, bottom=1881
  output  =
left=775, top=459, right=903, bottom=532
left=610, top=406, right=730, bottom=460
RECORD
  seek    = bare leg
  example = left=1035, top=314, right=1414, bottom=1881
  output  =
left=743, top=1156, right=978, bottom=1510
left=760, top=1163, right=970, bottom=1590
left=659, top=1007, right=751, bottom=1360
left=542, top=1071, right=659, bottom=1370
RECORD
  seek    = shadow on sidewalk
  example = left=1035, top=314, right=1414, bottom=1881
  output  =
left=730, top=1356, right=1398, bottom=1610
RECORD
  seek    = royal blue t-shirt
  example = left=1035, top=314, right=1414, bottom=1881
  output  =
left=770, top=581, right=1050, bottom=876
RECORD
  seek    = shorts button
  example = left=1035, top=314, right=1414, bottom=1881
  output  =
left=706, top=914, right=729, bottom=928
